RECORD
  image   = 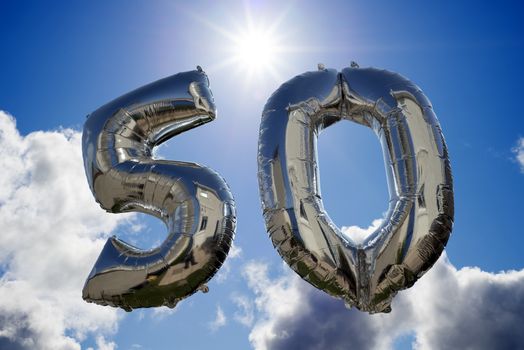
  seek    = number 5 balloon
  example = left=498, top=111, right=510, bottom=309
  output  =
left=257, top=64, right=453, bottom=313
left=82, top=68, right=236, bottom=311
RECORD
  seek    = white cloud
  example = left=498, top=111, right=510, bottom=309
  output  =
left=241, top=251, right=524, bottom=350
left=0, top=112, right=136, bottom=349
left=241, top=262, right=305, bottom=349
left=208, top=305, right=227, bottom=332
left=231, top=294, right=254, bottom=327
left=215, top=243, right=243, bottom=283
left=512, top=137, right=524, bottom=173
left=86, top=336, right=116, bottom=350
left=229, top=243, right=243, bottom=259
left=149, top=305, right=180, bottom=320
left=341, top=219, right=383, bottom=244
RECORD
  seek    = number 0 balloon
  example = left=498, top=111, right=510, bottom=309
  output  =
left=82, top=68, right=236, bottom=311
left=257, top=64, right=454, bottom=313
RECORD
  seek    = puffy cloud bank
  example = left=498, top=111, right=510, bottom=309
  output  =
left=0, top=112, right=134, bottom=349
left=241, top=253, right=524, bottom=350
left=341, top=219, right=383, bottom=244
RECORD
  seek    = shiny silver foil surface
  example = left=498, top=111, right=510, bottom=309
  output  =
left=257, top=65, right=453, bottom=313
left=82, top=69, right=236, bottom=311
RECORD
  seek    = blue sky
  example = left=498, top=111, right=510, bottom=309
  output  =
left=1, top=1, right=523, bottom=349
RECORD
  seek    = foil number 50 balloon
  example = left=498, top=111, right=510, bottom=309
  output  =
left=257, top=64, right=453, bottom=313
left=82, top=68, right=236, bottom=311
left=81, top=64, right=453, bottom=314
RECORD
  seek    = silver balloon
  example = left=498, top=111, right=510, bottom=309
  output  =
left=257, top=64, right=453, bottom=313
left=82, top=68, right=236, bottom=311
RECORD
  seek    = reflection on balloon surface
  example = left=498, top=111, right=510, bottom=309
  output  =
left=257, top=64, right=453, bottom=313
left=82, top=69, right=236, bottom=311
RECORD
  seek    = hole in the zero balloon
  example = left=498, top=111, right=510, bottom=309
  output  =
left=317, top=119, right=389, bottom=244
left=114, top=212, right=168, bottom=250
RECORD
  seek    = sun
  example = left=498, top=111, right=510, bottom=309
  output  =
left=222, top=20, right=288, bottom=85
left=188, top=5, right=300, bottom=85
left=231, top=26, right=279, bottom=74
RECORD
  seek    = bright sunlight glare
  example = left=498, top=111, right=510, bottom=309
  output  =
left=232, top=27, right=278, bottom=72
left=189, top=3, right=307, bottom=85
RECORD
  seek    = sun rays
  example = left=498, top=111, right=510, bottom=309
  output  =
left=187, top=2, right=304, bottom=86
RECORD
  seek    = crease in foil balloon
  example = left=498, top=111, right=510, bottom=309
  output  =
left=82, top=68, right=236, bottom=311
left=257, top=64, right=453, bottom=313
